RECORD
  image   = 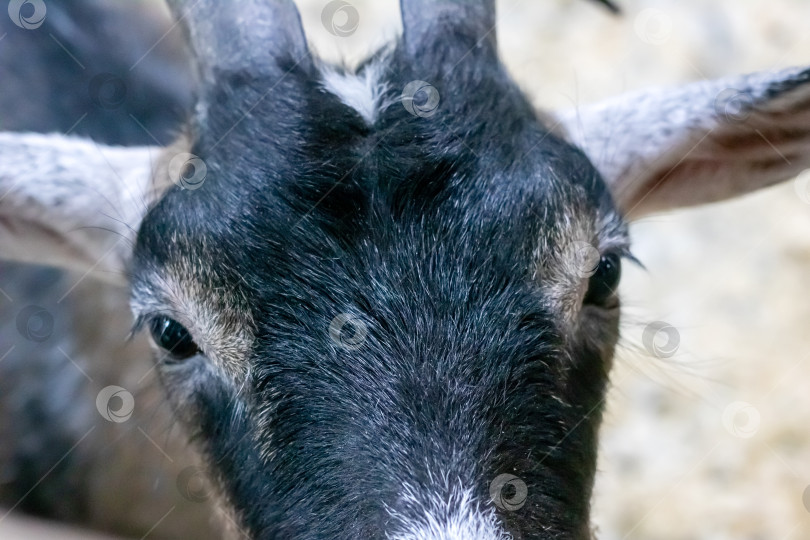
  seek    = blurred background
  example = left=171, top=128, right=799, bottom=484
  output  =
left=1, top=0, right=809, bottom=538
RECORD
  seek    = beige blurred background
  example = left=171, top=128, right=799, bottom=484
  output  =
left=2, top=0, right=810, bottom=538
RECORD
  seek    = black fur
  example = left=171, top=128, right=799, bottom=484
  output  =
left=133, top=8, right=625, bottom=539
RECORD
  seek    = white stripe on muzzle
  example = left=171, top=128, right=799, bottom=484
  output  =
left=386, top=482, right=510, bottom=540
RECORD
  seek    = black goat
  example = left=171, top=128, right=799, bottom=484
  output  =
left=1, top=1, right=809, bottom=538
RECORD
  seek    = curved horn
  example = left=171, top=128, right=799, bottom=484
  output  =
left=401, top=0, right=496, bottom=56
left=166, top=0, right=309, bottom=78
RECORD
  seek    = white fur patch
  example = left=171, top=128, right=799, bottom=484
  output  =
left=387, top=482, right=510, bottom=540
left=320, top=59, right=392, bottom=125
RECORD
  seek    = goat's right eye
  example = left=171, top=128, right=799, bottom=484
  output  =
left=583, top=252, right=622, bottom=306
left=149, top=316, right=200, bottom=360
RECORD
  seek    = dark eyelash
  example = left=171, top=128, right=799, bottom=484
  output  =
left=128, top=308, right=187, bottom=340
left=601, top=243, right=641, bottom=267
left=620, top=248, right=645, bottom=270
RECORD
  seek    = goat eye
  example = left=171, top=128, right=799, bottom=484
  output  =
left=148, top=316, right=200, bottom=359
left=583, top=252, right=621, bottom=306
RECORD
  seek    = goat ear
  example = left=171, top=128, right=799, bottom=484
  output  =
left=556, top=66, right=810, bottom=219
left=0, top=132, right=162, bottom=284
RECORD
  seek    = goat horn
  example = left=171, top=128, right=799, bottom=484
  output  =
left=166, top=0, right=309, bottom=78
left=400, top=0, right=497, bottom=56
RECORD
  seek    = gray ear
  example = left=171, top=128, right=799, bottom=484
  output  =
left=0, top=132, right=160, bottom=284
left=556, top=66, right=810, bottom=219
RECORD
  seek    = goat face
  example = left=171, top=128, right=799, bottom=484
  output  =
left=132, top=35, right=614, bottom=540
left=127, top=1, right=625, bottom=537
left=3, top=1, right=810, bottom=538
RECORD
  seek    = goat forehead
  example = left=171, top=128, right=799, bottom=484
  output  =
left=133, top=157, right=617, bottom=280
left=131, top=146, right=621, bottom=334
left=131, top=45, right=624, bottom=362
left=131, top=188, right=618, bottom=395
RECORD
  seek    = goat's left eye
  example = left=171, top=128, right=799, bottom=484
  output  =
left=584, top=252, right=621, bottom=306
left=149, top=316, right=200, bottom=359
